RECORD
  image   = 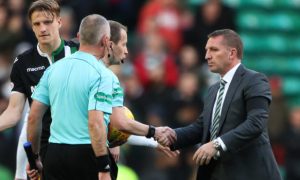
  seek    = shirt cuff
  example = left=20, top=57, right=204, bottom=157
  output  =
left=217, top=137, right=227, bottom=151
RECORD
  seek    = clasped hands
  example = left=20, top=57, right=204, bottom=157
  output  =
left=154, top=127, right=218, bottom=165
left=154, top=126, right=177, bottom=147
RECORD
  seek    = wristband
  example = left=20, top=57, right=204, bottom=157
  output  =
left=96, top=155, right=110, bottom=172
left=146, top=125, right=155, bottom=138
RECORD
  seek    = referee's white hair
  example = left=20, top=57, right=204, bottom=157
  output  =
left=79, top=14, right=110, bottom=45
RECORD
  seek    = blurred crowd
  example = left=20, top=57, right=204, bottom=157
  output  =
left=0, top=0, right=299, bottom=180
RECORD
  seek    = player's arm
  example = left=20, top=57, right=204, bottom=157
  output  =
left=0, top=92, right=26, bottom=131
left=127, top=135, right=158, bottom=147
left=127, top=135, right=180, bottom=157
left=110, top=106, right=149, bottom=136
left=27, top=100, right=49, bottom=153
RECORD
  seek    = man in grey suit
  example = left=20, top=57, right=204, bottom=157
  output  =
left=161, top=29, right=281, bottom=180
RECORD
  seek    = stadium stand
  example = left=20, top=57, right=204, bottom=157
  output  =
left=222, top=0, right=300, bottom=107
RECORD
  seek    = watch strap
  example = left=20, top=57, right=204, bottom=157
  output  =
left=146, top=125, right=155, bottom=138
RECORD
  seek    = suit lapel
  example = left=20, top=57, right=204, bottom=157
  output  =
left=217, top=65, right=246, bottom=135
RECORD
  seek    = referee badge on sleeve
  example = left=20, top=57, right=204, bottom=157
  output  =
left=94, top=92, right=112, bottom=105
left=112, top=86, right=123, bottom=98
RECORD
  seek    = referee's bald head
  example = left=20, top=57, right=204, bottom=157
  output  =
left=78, top=14, right=110, bottom=46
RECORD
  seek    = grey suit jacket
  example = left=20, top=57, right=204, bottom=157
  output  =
left=172, top=65, right=281, bottom=180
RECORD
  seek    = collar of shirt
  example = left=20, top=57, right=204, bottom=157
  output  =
left=37, top=39, right=64, bottom=65
left=98, top=58, right=106, bottom=67
left=37, top=43, right=52, bottom=64
left=221, top=63, right=241, bottom=85
left=75, top=51, right=106, bottom=67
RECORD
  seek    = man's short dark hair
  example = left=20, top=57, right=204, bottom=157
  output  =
left=28, top=0, right=60, bottom=21
left=208, top=29, right=243, bottom=59
left=109, top=20, right=127, bottom=44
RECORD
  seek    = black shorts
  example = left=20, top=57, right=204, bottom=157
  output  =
left=43, top=143, right=118, bottom=180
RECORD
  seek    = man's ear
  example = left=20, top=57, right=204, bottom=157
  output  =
left=57, top=17, right=62, bottom=29
left=228, top=48, right=236, bottom=60
left=231, top=48, right=238, bottom=58
left=102, top=35, right=110, bottom=47
left=76, top=32, right=80, bottom=40
left=98, top=38, right=104, bottom=47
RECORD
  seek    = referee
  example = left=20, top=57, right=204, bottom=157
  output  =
left=27, top=14, right=113, bottom=180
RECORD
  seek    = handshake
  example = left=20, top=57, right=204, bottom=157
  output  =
left=154, top=126, right=177, bottom=147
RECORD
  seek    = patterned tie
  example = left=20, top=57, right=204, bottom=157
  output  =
left=210, top=79, right=227, bottom=140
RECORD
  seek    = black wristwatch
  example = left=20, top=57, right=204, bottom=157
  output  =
left=146, top=125, right=156, bottom=138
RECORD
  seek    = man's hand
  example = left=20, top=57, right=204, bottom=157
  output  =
left=26, top=158, right=43, bottom=180
left=156, top=144, right=180, bottom=158
left=192, top=141, right=217, bottom=166
left=109, top=146, right=120, bottom=162
left=98, top=172, right=111, bottom=180
left=155, top=126, right=177, bottom=146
